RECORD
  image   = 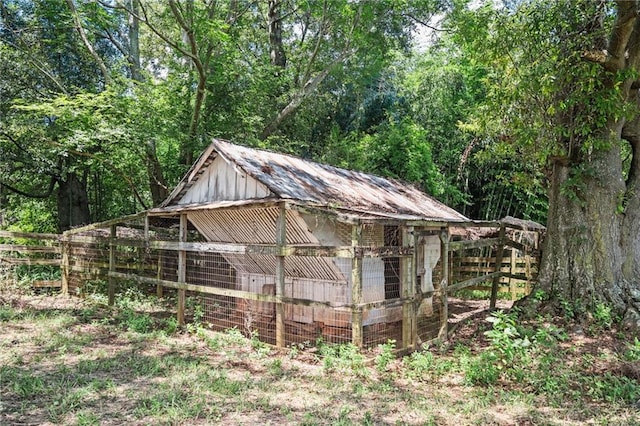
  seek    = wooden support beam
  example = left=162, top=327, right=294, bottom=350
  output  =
left=438, top=228, right=449, bottom=341
left=62, top=211, right=147, bottom=236
left=351, top=223, right=363, bottom=348
left=107, top=225, right=116, bottom=306
left=60, top=235, right=413, bottom=258
left=0, top=230, right=61, bottom=240
left=275, top=202, right=287, bottom=347
left=449, top=237, right=501, bottom=251
left=108, top=269, right=426, bottom=311
left=32, top=280, right=62, bottom=288
left=402, top=226, right=417, bottom=350
left=177, top=213, right=187, bottom=326
left=1, top=258, right=61, bottom=266
left=60, top=240, right=69, bottom=296
left=490, top=224, right=506, bottom=310
left=447, top=271, right=503, bottom=293
left=156, top=255, right=164, bottom=298
left=504, top=238, right=531, bottom=253
left=0, top=244, right=60, bottom=253
left=108, top=271, right=340, bottom=309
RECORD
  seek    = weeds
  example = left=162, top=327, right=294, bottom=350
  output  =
left=375, top=339, right=396, bottom=373
left=591, top=302, right=615, bottom=331
left=1, top=288, right=638, bottom=426
left=624, top=337, right=640, bottom=361
left=318, top=342, right=366, bottom=376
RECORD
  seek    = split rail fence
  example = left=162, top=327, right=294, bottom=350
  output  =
left=0, top=217, right=542, bottom=351
left=0, top=231, right=62, bottom=288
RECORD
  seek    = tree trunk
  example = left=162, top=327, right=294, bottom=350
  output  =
left=268, top=0, right=286, bottom=68
left=128, top=0, right=142, bottom=82
left=526, top=120, right=640, bottom=326
left=519, top=2, right=640, bottom=328
left=56, top=172, right=91, bottom=232
left=146, top=140, right=168, bottom=206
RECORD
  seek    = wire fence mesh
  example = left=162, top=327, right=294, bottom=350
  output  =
left=48, top=208, right=542, bottom=351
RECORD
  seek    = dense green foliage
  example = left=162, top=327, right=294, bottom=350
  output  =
left=0, top=0, right=551, bottom=231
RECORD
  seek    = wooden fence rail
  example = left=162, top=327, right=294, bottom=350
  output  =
left=0, top=222, right=542, bottom=346
left=0, top=232, right=63, bottom=288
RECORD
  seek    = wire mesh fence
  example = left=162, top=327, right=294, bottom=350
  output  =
left=11, top=206, right=543, bottom=352
left=0, top=231, right=61, bottom=289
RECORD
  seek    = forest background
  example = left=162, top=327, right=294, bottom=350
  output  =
left=0, top=0, right=546, bottom=233
left=3, top=0, right=640, bottom=324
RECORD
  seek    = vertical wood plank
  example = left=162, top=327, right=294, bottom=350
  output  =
left=60, top=239, right=69, bottom=296
left=177, top=213, right=187, bottom=326
left=510, top=248, right=517, bottom=300
left=351, top=223, right=363, bottom=348
left=438, top=227, right=449, bottom=341
left=490, top=224, right=506, bottom=309
left=156, top=255, right=164, bottom=298
left=108, top=225, right=116, bottom=306
left=401, top=226, right=416, bottom=350
left=275, top=202, right=287, bottom=347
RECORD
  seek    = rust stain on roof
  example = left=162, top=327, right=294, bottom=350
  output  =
left=164, top=139, right=468, bottom=222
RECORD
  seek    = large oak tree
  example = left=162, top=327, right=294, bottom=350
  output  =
left=453, top=0, right=640, bottom=325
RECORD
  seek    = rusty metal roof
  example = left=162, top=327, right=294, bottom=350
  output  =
left=161, top=138, right=468, bottom=222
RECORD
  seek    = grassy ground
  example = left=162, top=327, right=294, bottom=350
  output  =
left=1, top=284, right=639, bottom=425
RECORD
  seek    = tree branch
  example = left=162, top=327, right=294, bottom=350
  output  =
left=66, top=0, right=112, bottom=86
left=406, top=13, right=450, bottom=33
left=0, top=178, right=56, bottom=199
left=606, top=1, right=638, bottom=71
left=47, top=141, right=149, bottom=210
left=115, top=0, right=200, bottom=64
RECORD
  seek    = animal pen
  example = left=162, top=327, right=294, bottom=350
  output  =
left=0, top=140, right=544, bottom=352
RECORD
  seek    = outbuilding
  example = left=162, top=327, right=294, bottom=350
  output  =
left=142, top=139, right=468, bottom=349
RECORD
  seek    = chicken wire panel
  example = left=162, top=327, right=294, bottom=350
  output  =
left=284, top=271, right=349, bottom=317
left=186, top=251, right=236, bottom=289
left=200, top=294, right=276, bottom=345
left=416, top=295, right=442, bottom=343
left=66, top=237, right=110, bottom=295
left=360, top=225, right=403, bottom=306
left=359, top=223, right=381, bottom=245
left=284, top=303, right=352, bottom=346
left=363, top=315, right=403, bottom=348
left=157, top=249, right=178, bottom=282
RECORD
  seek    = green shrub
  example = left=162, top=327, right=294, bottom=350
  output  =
left=117, top=308, right=153, bottom=333
left=592, top=302, right=615, bottom=330
left=624, top=337, right=640, bottom=361
left=484, top=310, right=531, bottom=367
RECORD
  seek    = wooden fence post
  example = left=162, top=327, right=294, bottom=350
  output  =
left=156, top=256, right=164, bottom=298
left=438, top=227, right=449, bottom=341
left=60, top=237, right=69, bottom=296
left=490, top=224, right=506, bottom=310
left=351, top=223, right=363, bottom=348
left=401, top=226, right=416, bottom=350
left=275, top=203, right=287, bottom=347
left=108, top=225, right=116, bottom=306
left=177, top=213, right=187, bottom=326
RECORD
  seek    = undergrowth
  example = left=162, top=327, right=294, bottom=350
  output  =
left=1, top=283, right=638, bottom=425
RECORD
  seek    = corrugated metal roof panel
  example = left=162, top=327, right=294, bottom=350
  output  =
left=211, top=139, right=467, bottom=222
left=161, top=138, right=468, bottom=222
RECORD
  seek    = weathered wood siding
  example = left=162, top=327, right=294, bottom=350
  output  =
left=179, top=156, right=271, bottom=204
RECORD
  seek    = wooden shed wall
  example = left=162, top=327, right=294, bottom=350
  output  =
left=179, top=155, right=271, bottom=204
